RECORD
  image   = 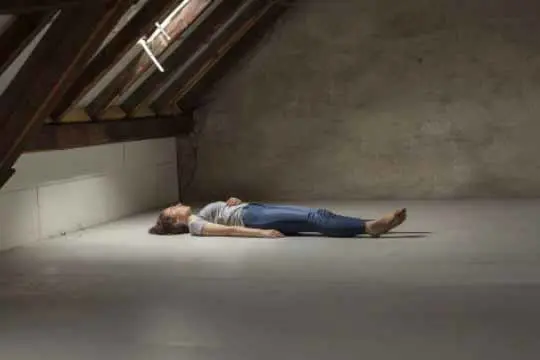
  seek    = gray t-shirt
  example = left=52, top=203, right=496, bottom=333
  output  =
left=188, top=201, right=248, bottom=236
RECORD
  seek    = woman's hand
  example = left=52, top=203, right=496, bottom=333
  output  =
left=226, top=197, right=242, bottom=206
left=259, top=229, right=285, bottom=238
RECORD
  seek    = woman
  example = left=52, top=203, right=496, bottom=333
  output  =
left=149, top=197, right=407, bottom=238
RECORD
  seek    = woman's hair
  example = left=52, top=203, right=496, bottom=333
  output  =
left=149, top=211, right=189, bottom=235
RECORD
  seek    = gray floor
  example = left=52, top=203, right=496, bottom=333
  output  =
left=1, top=200, right=540, bottom=360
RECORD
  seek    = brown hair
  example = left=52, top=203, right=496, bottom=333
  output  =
left=149, top=211, right=189, bottom=235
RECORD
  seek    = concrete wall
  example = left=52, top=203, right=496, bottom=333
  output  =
left=0, top=138, right=178, bottom=251
left=188, top=0, right=540, bottom=201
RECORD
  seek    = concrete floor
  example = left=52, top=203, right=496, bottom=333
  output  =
left=1, top=201, right=540, bottom=360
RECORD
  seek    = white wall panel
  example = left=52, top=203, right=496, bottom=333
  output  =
left=124, top=138, right=176, bottom=168
left=0, top=189, right=40, bottom=250
left=0, top=138, right=178, bottom=251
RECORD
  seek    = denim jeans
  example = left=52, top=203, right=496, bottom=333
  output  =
left=242, top=204, right=366, bottom=237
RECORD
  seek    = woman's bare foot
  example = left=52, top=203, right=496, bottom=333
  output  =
left=365, top=208, right=407, bottom=238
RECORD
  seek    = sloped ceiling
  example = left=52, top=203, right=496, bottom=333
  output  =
left=0, top=0, right=293, bottom=189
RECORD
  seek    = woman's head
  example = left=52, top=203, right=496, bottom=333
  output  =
left=149, top=204, right=192, bottom=235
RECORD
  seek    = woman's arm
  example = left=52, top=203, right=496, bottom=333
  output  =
left=201, top=222, right=283, bottom=238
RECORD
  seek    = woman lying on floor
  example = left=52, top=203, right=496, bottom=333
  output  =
left=149, top=197, right=407, bottom=238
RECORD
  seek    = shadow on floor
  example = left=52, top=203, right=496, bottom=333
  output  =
left=374, top=231, right=432, bottom=239
left=378, top=234, right=430, bottom=239
left=286, top=232, right=431, bottom=239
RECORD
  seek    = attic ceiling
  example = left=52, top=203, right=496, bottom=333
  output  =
left=0, top=0, right=293, bottom=189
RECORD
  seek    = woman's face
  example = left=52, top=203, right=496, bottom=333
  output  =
left=164, top=204, right=192, bottom=224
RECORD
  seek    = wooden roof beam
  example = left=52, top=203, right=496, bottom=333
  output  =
left=84, top=55, right=138, bottom=119
left=151, top=0, right=274, bottom=113
left=119, top=0, right=245, bottom=116
left=50, top=0, right=179, bottom=122
left=177, top=2, right=290, bottom=111
left=85, top=0, right=217, bottom=119
left=0, top=0, right=132, bottom=190
left=0, top=168, right=15, bottom=189
left=0, top=0, right=111, bottom=14
left=26, top=115, right=194, bottom=152
left=0, top=12, right=55, bottom=75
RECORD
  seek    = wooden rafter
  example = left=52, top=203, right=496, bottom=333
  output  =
left=178, top=2, right=290, bottom=111
left=85, top=55, right=143, bottom=120
left=0, top=168, right=15, bottom=189
left=26, top=115, right=194, bottom=152
left=120, top=0, right=212, bottom=93
left=0, top=1, right=132, bottom=189
left=151, top=0, right=273, bottom=113
left=50, top=0, right=179, bottom=121
left=86, top=0, right=219, bottom=119
left=120, top=0, right=246, bottom=115
left=0, top=12, right=55, bottom=75
left=0, top=0, right=110, bottom=14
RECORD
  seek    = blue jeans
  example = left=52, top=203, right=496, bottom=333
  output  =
left=242, top=204, right=366, bottom=237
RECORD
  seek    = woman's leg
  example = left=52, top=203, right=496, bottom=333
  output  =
left=242, top=204, right=320, bottom=235
left=243, top=204, right=366, bottom=237
left=307, top=208, right=366, bottom=237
